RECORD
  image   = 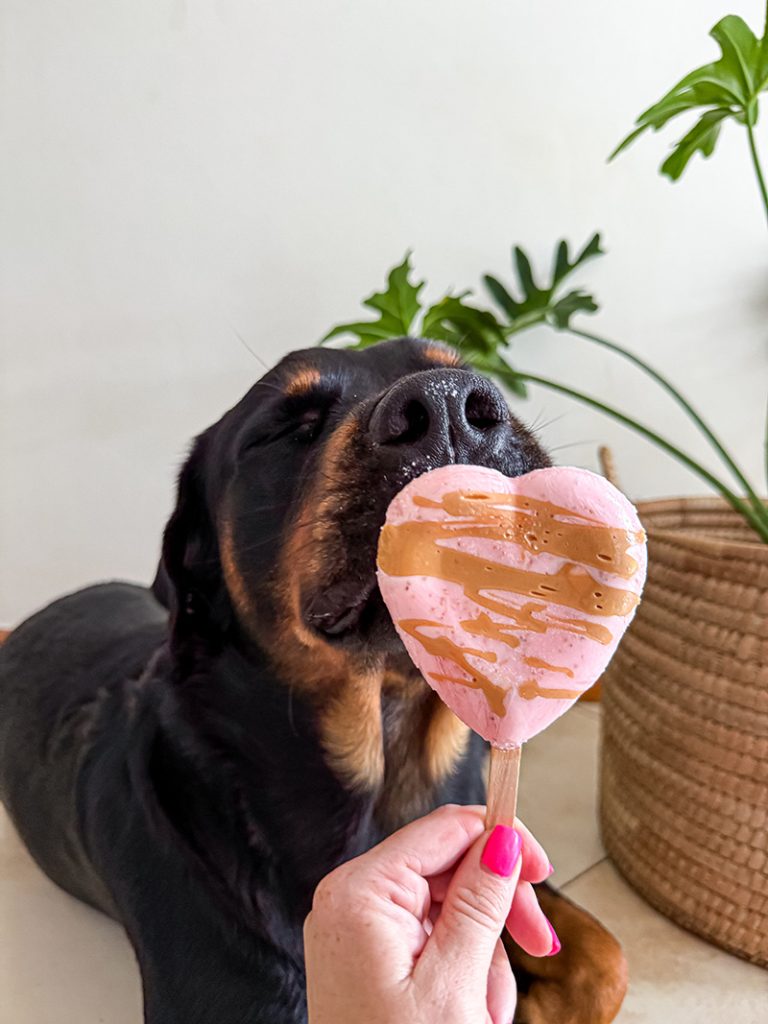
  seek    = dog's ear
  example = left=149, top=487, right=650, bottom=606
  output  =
left=152, top=432, right=230, bottom=647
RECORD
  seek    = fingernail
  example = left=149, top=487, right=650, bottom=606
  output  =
left=546, top=920, right=561, bottom=956
left=547, top=861, right=555, bottom=877
left=481, top=825, right=522, bottom=877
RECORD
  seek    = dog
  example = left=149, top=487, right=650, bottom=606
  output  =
left=0, top=338, right=627, bottom=1023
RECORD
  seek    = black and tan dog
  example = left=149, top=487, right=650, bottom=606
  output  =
left=0, top=338, right=626, bottom=1023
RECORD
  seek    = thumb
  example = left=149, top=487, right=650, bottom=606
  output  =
left=419, top=825, right=522, bottom=981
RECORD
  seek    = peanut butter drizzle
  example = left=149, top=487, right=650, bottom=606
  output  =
left=519, top=680, right=581, bottom=701
left=412, top=490, right=643, bottom=578
left=397, top=619, right=508, bottom=717
left=524, top=656, right=574, bottom=678
left=378, top=524, right=637, bottom=627
left=380, top=488, right=643, bottom=715
left=461, top=612, right=520, bottom=649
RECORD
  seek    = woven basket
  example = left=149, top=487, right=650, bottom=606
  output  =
left=599, top=490, right=768, bottom=967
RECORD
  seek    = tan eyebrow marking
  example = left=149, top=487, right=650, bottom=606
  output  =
left=424, top=343, right=463, bottom=367
left=284, top=367, right=322, bottom=397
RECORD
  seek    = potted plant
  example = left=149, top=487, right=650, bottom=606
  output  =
left=321, top=7, right=768, bottom=968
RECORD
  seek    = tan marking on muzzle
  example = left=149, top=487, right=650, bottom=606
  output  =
left=267, top=414, right=387, bottom=787
left=319, top=678, right=385, bottom=791
left=423, top=699, right=470, bottom=783
left=220, top=516, right=258, bottom=622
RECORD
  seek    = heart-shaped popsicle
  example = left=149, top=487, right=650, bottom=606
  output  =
left=377, top=464, right=647, bottom=750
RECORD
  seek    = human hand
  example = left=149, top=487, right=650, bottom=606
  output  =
left=304, top=804, right=558, bottom=1024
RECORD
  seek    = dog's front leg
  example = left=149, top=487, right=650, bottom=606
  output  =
left=125, top=910, right=308, bottom=1024
left=507, top=884, right=627, bottom=1024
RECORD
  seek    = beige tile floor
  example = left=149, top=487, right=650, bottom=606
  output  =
left=1, top=703, right=766, bottom=1022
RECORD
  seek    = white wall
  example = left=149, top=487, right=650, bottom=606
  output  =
left=2, top=0, right=766, bottom=625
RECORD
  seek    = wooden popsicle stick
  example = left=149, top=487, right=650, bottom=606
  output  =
left=485, top=745, right=521, bottom=830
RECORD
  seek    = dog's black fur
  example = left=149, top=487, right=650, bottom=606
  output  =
left=0, top=339, right=626, bottom=1023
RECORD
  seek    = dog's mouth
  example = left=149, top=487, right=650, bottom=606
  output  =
left=294, top=375, right=551, bottom=650
left=297, top=454, right=430, bottom=648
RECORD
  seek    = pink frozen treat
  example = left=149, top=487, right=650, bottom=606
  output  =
left=377, top=465, right=647, bottom=748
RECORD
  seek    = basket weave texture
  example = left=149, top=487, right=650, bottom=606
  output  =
left=600, top=497, right=768, bottom=968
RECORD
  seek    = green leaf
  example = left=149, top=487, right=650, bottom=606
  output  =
left=496, top=369, right=528, bottom=399
left=660, top=107, right=731, bottom=180
left=482, top=235, right=602, bottom=334
left=363, top=252, right=423, bottom=330
left=482, top=274, right=521, bottom=318
left=470, top=351, right=529, bottom=398
left=320, top=323, right=398, bottom=349
left=610, top=13, right=768, bottom=175
left=513, top=247, right=545, bottom=303
left=551, top=233, right=604, bottom=287
left=758, top=15, right=768, bottom=89
left=421, top=293, right=509, bottom=355
left=420, top=293, right=528, bottom=396
left=320, top=252, right=423, bottom=347
left=610, top=124, right=650, bottom=161
left=549, top=290, right=600, bottom=328
left=711, top=15, right=760, bottom=99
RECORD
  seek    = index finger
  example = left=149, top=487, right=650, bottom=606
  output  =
left=427, top=815, right=551, bottom=900
left=355, top=804, right=486, bottom=880
left=353, top=805, right=551, bottom=887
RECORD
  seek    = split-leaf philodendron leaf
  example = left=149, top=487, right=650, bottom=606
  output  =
left=483, top=234, right=603, bottom=333
left=320, top=252, right=424, bottom=348
left=611, top=13, right=768, bottom=180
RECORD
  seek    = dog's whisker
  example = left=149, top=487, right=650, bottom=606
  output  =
left=249, top=380, right=287, bottom=396
left=529, top=411, right=570, bottom=434
left=231, top=326, right=272, bottom=372
left=547, top=439, right=598, bottom=453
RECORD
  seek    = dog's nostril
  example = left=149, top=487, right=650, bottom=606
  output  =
left=388, top=399, right=430, bottom=445
left=465, top=389, right=504, bottom=430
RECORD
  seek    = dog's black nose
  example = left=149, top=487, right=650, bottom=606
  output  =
left=369, top=369, right=508, bottom=459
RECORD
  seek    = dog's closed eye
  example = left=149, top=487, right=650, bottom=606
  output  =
left=239, top=389, right=339, bottom=456
left=291, top=405, right=327, bottom=443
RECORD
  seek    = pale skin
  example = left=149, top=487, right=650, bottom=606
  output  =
left=304, top=805, right=555, bottom=1024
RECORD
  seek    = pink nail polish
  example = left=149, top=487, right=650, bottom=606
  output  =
left=481, top=825, right=522, bottom=877
left=546, top=920, right=561, bottom=956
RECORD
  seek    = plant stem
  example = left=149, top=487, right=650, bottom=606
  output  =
left=483, top=360, right=768, bottom=543
left=567, top=326, right=768, bottom=527
left=747, top=117, right=768, bottom=490
left=746, top=121, right=768, bottom=228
